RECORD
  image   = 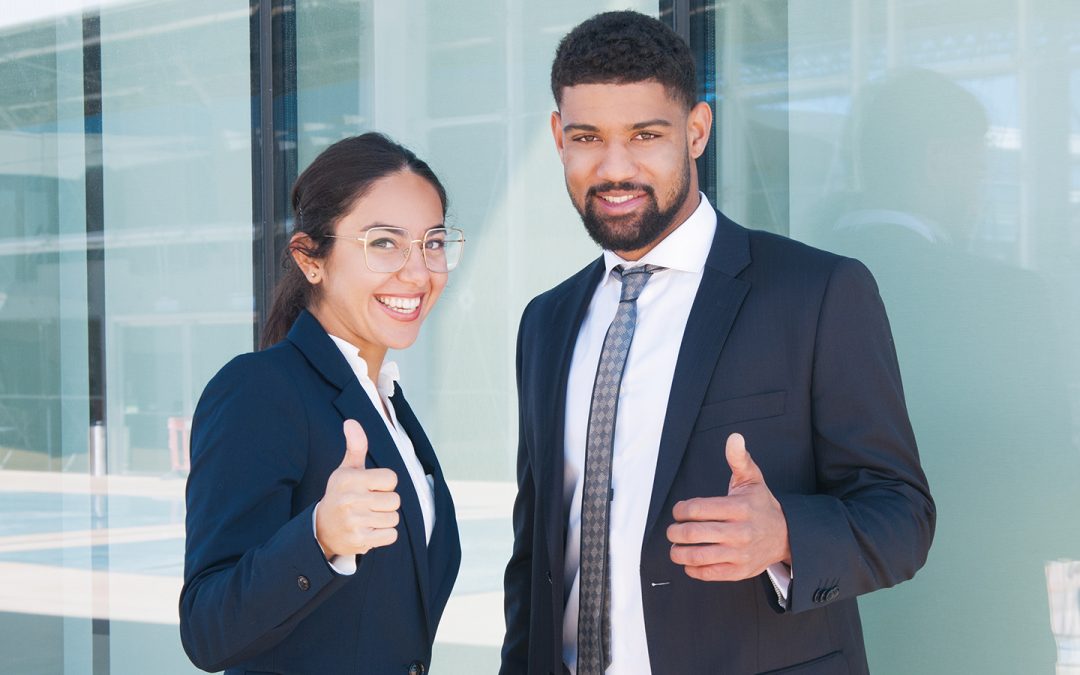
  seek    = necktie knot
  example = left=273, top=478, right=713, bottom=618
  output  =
left=614, top=264, right=664, bottom=303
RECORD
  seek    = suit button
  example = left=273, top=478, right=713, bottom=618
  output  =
left=296, top=575, right=310, bottom=591
left=407, top=661, right=426, bottom=674
left=825, top=586, right=840, bottom=602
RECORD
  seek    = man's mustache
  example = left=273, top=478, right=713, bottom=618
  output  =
left=586, top=182, right=656, bottom=199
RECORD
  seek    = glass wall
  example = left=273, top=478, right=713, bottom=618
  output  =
left=712, top=1, right=1080, bottom=673
left=1, top=1, right=253, bottom=673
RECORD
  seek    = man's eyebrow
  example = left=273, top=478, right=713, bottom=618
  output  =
left=631, top=119, right=673, bottom=130
left=563, top=123, right=600, bottom=133
left=562, top=119, right=674, bottom=133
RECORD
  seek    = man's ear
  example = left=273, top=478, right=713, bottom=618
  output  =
left=687, top=101, right=713, bottom=160
left=289, top=232, right=321, bottom=282
left=551, top=111, right=565, bottom=158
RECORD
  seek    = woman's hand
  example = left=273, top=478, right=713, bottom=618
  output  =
left=315, top=419, right=401, bottom=558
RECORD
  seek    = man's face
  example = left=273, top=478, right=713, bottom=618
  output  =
left=551, top=80, right=712, bottom=259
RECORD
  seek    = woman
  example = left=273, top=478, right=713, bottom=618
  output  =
left=180, top=133, right=464, bottom=674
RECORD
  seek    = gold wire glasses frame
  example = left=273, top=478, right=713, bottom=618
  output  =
left=324, top=226, right=466, bottom=274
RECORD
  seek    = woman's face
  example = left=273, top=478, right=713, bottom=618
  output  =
left=308, top=170, right=448, bottom=360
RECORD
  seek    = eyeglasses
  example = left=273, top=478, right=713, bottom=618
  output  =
left=324, top=226, right=465, bottom=274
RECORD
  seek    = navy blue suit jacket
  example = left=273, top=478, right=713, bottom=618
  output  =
left=501, top=212, right=935, bottom=675
left=181, top=310, right=461, bottom=675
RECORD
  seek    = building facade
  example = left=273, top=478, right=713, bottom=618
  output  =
left=0, top=1, right=1078, bottom=673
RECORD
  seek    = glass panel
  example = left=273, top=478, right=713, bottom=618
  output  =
left=97, top=1, right=252, bottom=672
left=294, top=1, right=656, bottom=670
left=0, top=5, right=94, bottom=671
left=1, top=1, right=252, bottom=672
left=715, top=1, right=1080, bottom=673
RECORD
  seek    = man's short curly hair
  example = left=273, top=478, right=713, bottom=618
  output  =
left=551, top=10, right=696, bottom=110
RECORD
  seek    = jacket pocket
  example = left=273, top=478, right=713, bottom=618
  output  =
left=758, top=650, right=848, bottom=674
left=694, top=390, right=786, bottom=433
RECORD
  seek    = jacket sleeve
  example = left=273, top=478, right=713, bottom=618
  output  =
left=501, top=301, right=538, bottom=674
left=778, top=257, right=936, bottom=613
left=179, top=354, right=350, bottom=672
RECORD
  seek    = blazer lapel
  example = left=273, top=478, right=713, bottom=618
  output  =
left=286, top=310, right=434, bottom=632
left=644, top=213, right=752, bottom=539
left=538, top=259, right=605, bottom=576
left=391, top=385, right=461, bottom=633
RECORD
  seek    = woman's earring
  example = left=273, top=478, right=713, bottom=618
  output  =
left=309, top=271, right=317, bottom=278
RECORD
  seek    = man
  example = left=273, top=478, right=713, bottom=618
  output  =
left=501, top=11, right=934, bottom=675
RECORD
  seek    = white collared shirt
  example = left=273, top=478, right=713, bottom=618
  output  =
left=561, top=195, right=789, bottom=674
left=315, top=336, right=436, bottom=575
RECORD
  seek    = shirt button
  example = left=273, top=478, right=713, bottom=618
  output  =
left=297, top=575, right=310, bottom=591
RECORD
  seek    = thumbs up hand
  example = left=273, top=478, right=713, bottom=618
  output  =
left=666, top=433, right=791, bottom=582
left=315, top=419, right=401, bottom=558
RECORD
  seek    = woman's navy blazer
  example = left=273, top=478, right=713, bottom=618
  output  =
left=180, top=309, right=461, bottom=674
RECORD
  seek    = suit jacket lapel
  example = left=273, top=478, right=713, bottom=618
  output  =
left=644, top=213, right=752, bottom=539
left=286, top=310, right=434, bottom=632
left=540, top=259, right=605, bottom=575
left=391, top=384, right=461, bottom=633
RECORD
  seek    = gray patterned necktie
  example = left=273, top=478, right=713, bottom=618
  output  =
left=578, top=264, right=663, bottom=675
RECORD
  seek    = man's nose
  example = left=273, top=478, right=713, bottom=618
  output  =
left=595, top=142, right=636, bottom=183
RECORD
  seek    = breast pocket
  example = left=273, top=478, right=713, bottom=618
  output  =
left=758, top=650, right=848, bottom=674
left=693, top=390, right=786, bottom=433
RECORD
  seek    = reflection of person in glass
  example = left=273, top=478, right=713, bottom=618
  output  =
left=814, top=69, right=1080, bottom=675
left=501, top=12, right=933, bottom=675
left=180, top=133, right=463, bottom=674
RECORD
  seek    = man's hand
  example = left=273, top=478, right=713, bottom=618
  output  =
left=315, top=419, right=401, bottom=558
left=667, top=433, right=791, bottom=581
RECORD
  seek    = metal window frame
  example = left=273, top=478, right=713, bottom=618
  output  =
left=250, top=0, right=298, bottom=347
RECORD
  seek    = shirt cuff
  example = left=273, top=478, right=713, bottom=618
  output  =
left=312, top=501, right=357, bottom=576
left=766, top=562, right=792, bottom=610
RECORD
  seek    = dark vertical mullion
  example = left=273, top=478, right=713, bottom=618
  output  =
left=689, top=0, right=717, bottom=206
left=82, top=11, right=110, bottom=675
left=250, top=0, right=297, bottom=348
left=83, top=13, right=105, bottom=433
left=661, top=0, right=718, bottom=206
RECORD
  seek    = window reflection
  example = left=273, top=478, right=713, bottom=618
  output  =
left=714, top=1, right=1080, bottom=673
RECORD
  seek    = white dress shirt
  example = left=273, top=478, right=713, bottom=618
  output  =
left=314, top=336, right=436, bottom=575
left=561, top=195, right=789, bottom=674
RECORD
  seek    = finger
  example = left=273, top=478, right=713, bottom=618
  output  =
left=726, top=433, right=763, bottom=489
left=669, top=543, right=736, bottom=567
left=361, top=510, right=400, bottom=530
left=667, top=520, right=726, bottom=545
left=363, top=468, right=398, bottom=492
left=341, top=419, right=369, bottom=469
left=364, top=527, right=399, bottom=550
left=682, top=562, right=749, bottom=582
left=366, top=490, right=401, bottom=513
left=672, top=496, right=745, bottom=523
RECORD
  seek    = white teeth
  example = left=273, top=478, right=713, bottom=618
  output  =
left=376, top=296, right=421, bottom=313
left=602, top=194, right=635, bottom=204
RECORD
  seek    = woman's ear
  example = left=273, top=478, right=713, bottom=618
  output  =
left=289, top=232, right=322, bottom=283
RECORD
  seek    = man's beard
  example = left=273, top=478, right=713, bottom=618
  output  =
left=574, top=158, right=692, bottom=252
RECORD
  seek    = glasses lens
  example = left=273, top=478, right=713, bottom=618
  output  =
left=364, top=227, right=409, bottom=273
left=422, top=228, right=464, bottom=272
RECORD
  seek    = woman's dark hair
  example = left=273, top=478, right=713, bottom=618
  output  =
left=260, top=132, right=448, bottom=348
left=550, top=10, right=696, bottom=111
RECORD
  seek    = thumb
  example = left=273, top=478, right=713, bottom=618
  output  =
left=340, top=419, right=368, bottom=469
left=726, top=433, right=763, bottom=489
